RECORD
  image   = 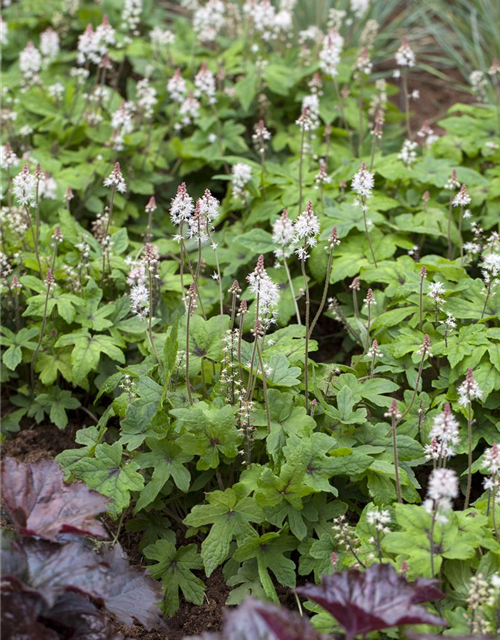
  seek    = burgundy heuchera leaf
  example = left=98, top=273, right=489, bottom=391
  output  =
left=1, top=458, right=109, bottom=540
left=187, top=597, right=327, bottom=640
left=99, top=543, right=164, bottom=630
left=3, top=537, right=110, bottom=608
left=296, top=563, right=446, bottom=640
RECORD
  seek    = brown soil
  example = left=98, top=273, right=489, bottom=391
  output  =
left=1, top=422, right=79, bottom=463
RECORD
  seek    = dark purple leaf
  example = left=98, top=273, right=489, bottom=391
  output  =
left=411, top=578, right=447, bottom=604
left=215, top=598, right=327, bottom=640
left=3, top=537, right=109, bottom=607
left=1, top=458, right=109, bottom=540
left=296, top=563, right=446, bottom=640
left=254, top=601, right=327, bottom=640
left=99, top=543, right=164, bottom=630
left=406, top=634, right=494, bottom=640
left=46, top=593, right=124, bottom=640
left=1, top=589, right=58, bottom=640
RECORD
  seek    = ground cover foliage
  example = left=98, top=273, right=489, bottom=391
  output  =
left=2, top=0, right=500, bottom=638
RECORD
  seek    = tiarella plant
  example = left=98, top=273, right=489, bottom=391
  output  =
left=2, top=0, right=500, bottom=638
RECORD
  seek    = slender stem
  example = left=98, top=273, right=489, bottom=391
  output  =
left=353, top=289, right=359, bottom=319
left=458, top=205, right=464, bottom=266
left=283, top=259, right=301, bottom=325
left=419, top=274, right=424, bottom=331
left=358, top=75, right=364, bottom=156
left=464, top=401, right=473, bottom=509
left=26, top=206, right=43, bottom=279
left=447, top=187, right=455, bottom=260
left=256, top=339, right=271, bottom=434
left=393, top=354, right=425, bottom=430
left=429, top=511, right=437, bottom=576
left=298, top=126, right=305, bottom=216
left=392, top=415, right=403, bottom=503
left=365, top=304, right=371, bottom=352
left=300, top=255, right=310, bottom=411
left=185, top=296, right=194, bottom=405
left=403, top=68, right=412, bottom=139
left=481, top=281, right=492, bottom=320
left=30, top=281, right=52, bottom=388
left=361, top=195, right=377, bottom=267
left=147, top=269, right=163, bottom=371
left=309, top=244, right=335, bottom=338
left=333, top=79, right=355, bottom=155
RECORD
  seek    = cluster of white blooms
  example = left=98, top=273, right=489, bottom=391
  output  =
left=427, top=281, right=446, bottom=307
left=351, top=162, right=374, bottom=199
left=0, top=17, right=8, bottom=49
left=327, top=9, right=346, bottom=30
left=351, top=0, right=370, bottom=17
left=47, top=82, right=65, bottom=101
left=231, top=163, right=252, bottom=200
left=186, top=209, right=209, bottom=245
left=368, top=78, right=387, bottom=122
left=136, top=78, right=157, bottom=119
left=243, top=0, right=293, bottom=42
left=481, top=252, right=500, bottom=287
left=126, top=256, right=147, bottom=287
left=178, top=93, right=201, bottom=129
left=150, top=27, right=175, bottom=47
left=366, top=339, right=383, bottom=360
left=398, top=139, right=418, bottom=167
left=458, top=368, right=483, bottom=407
left=122, top=0, right=142, bottom=35
left=424, top=467, right=458, bottom=522
left=395, top=36, right=415, bottom=67
left=366, top=507, right=390, bottom=532
left=246, top=254, right=280, bottom=322
left=77, top=18, right=115, bottom=66
left=40, top=28, right=60, bottom=62
left=425, top=403, right=460, bottom=461
left=194, top=62, right=216, bottom=104
left=293, top=201, right=320, bottom=261
left=301, top=94, right=320, bottom=130
left=355, top=47, right=372, bottom=76
left=197, top=188, right=220, bottom=224
left=252, top=120, right=271, bottom=155
left=167, top=68, right=187, bottom=103
left=130, top=282, right=149, bottom=317
left=470, top=70, right=488, bottom=101
left=193, top=0, right=226, bottom=43
left=0, top=143, right=19, bottom=169
left=39, top=173, right=57, bottom=200
left=319, top=28, right=344, bottom=77
left=298, top=26, right=323, bottom=45
left=482, top=444, right=500, bottom=490
left=13, top=165, right=36, bottom=207
left=416, top=333, right=432, bottom=358
left=111, top=101, right=135, bottom=150
left=169, top=183, right=193, bottom=230
left=452, top=184, right=472, bottom=207
left=19, top=41, right=42, bottom=88
left=360, top=19, right=379, bottom=49
left=272, top=209, right=295, bottom=259
left=295, top=108, right=315, bottom=132
left=314, top=159, right=331, bottom=188
left=103, top=162, right=127, bottom=193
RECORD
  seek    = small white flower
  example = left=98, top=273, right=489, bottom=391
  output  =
left=351, top=162, right=374, bottom=198
left=458, top=368, right=482, bottom=407
left=395, top=36, right=415, bottom=67
left=170, top=182, right=194, bottom=225
left=104, top=162, right=127, bottom=193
